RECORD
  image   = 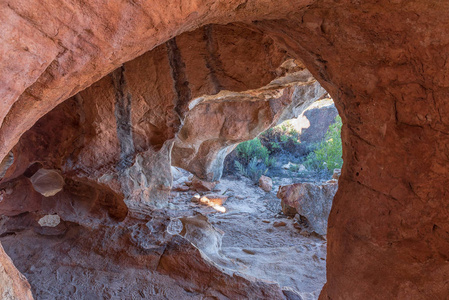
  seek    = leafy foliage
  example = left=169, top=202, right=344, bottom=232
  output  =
left=259, top=121, right=301, bottom=155
left=304, top=116, right=343, bottom=173
left=234, top=139, right=271, bottom=183
left=236, top=138, right=269, bottom=165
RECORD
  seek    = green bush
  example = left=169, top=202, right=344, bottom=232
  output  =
left=234, top=138, right=272, bottom=183
left=235, top=157, right=268, bottom=183
left=304, top=116, right=343, bottom=173
left=259, top=121, right=300, bottom=154
left=236, top=138, right=269, bottom=165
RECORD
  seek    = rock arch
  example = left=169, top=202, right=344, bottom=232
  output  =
left=1, top=1, right=449, bottom=299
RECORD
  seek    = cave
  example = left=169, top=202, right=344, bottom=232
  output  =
left=1, top=1, right=449, bottom=299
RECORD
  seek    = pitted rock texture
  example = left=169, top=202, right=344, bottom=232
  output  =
left=1, top=1, right=449, bottom=299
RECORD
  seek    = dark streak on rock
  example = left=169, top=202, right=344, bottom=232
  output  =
left=112, top=66, right=135, bottom=171
left=167, top=38, right=191, bottom=123
left=203, top=25, right=224, bottom=94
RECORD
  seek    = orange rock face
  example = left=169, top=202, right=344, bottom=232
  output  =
left=0, top=243, right=33, bottom=300
left=0, top=0, right=449, bottom=299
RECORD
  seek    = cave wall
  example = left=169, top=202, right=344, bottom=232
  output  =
left=1, top=0, right=449, bottom=299
left=1, top=24, right=289, bottom=210
left=251, top=4, right=449, bottom=298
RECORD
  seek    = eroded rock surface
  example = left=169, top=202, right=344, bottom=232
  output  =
left=30, top=169, right=65, bottom=197
left=0, top=243, right=33, bottom=300
left=172, top=67, right=326, bottom=181
left=1, top=1, right=449, bottom=299
left=278, top=182, right=338, bottom=236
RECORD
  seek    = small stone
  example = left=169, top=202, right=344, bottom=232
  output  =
left=293, top=223, right=302, bottom=231
left=172, top=184, right=190, bottom=192
left=38, top=214, right=61, bottom=227
left=332, top=168, right=341, bottom=180
left=191, top=194, right=201, bottom=202
left=242, top=249, right=256, bottom=255
left=167, top=218, right=183, bottom=235
left=282, top=287, right=304, bottom=300
left=191, top=176, right=216, bottom=192
left=262, top=220, right=271, bottom=223
left=273, top=221, right=287, bottom=227
left=300, top=231, right=311, bottom=237
left=258, top=175, right=273, bottom=192
left=282, top=162, right=294, bottom=170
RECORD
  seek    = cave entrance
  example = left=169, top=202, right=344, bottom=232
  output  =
left=169, top=97, right=342, bottom=299
left=0, top=20, right=343, bottom=299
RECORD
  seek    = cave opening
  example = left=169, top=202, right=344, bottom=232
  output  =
left=0, top=22, right=338, bottom=299
left=1, top=1, right=447, bottom=298
left=167, top=97, right=342, bottom=299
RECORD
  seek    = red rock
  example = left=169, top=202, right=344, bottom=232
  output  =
left=172, top=185, right=190, bottom=192
left=273, top=221, right=287, bottom=227
left=157, top=235, right=284, bottom=299
left=277, top=182, right=337, bottom=235
left=191, top=177, right=216, bottom=192
left=30, top=169, right=65, bottom=197
left=0, top=243, right=33, bottom=299
left=298, top=100, right=338, bottom=144
left=0, top=1, right=448, bottom=299
left=259, top=175, right=273, bottom=192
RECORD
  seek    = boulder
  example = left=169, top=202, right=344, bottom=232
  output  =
left=259, top=175, right=273, bottom=192
left=297, top=99, right=338, bottom=144
left=277, top=181, right=338, bottom=235
left=38, top=214, right=61, bottom=227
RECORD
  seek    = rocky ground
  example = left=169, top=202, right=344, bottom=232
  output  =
left=0, top=168, right=328, bottom=299
left=168, top=169, right=328, bottom=300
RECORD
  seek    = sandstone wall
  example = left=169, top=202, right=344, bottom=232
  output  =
left=0, top=1, right=448, bottom=298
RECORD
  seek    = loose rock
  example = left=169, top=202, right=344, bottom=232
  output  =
left=38, top=214, right=61, bottom=227
left=332, top=169, right=341, bottom=180
left=259, top=175, right=273, bottom=192
left=273, top=221, right=287, bottom=227
left=191, top=177, right=216, bottom=192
